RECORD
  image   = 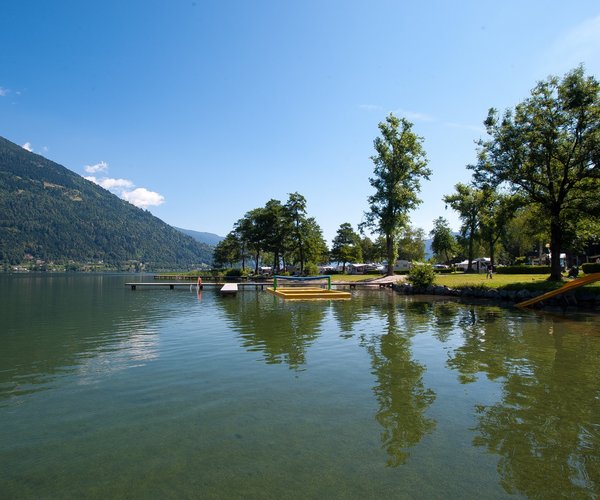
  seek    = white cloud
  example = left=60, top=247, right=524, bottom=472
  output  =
left=84, top=161, right=109, bottom=174
left=444, top=122, right=485, bottom=133
left=358, top=104, right=383, bottom=111
left=84, top=176, right=134, bottom=191
left=121, top=188, right=165, bottom=208
left=84, top=161, right=165, bottom=209
left=543, top=15, right=600, bottom=74
left=22, top=142, right=33, bottom=152
left=394, top=108, right=435, bottom=122
left=98, top=178, right=134, bottom=190
left=0, top=87, right=8, bottom=97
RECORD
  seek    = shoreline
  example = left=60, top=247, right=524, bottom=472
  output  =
left=392, top=282, right=600, bottom=311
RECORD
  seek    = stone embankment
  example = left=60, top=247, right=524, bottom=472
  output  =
left=392, top=282, right=600, bottom=309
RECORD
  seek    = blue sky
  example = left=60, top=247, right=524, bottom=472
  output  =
left=2, top=1, right=599, bottom=244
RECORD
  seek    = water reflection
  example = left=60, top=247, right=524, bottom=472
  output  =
left=358, top=296, right=437, bottom=467
left=0, top=275, right=162, bottom=403
left=447, top=308, right=600, bottom=496
left=216, top=292, right=326, bottom=369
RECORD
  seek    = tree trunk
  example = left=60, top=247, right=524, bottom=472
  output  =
left=466, top=232, right=475, bottom=273
left=488, top=235, right=495, bottom=269
left=549, top=215, right=563, bottom=281
left=386, top=234, right=394, bottom=276
left=254, top=251, right=260, bottom=275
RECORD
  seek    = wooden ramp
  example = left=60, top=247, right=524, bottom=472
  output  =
left=516, top=273, right=600, bottom=308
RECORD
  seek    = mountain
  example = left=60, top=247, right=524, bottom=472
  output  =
left=175, top=227, right=224, bottom=246
left=0, top=136, right=213, bottom=269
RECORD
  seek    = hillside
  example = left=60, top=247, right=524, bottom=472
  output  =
left=0, top=136, right=213, bottom=269
left=175, top=227, right=224, bottom=246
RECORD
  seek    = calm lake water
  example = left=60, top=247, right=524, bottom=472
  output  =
left=1, top=274, right=599, bottom=499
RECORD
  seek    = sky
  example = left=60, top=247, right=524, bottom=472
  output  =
left=2, top=0, right=600, bottom=244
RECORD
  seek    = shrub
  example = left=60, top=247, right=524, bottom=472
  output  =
left=582, top=262, right=600, bottom=274
left=496, top=265, right=550, bottom=274
left=225, top=268, right=242, bottom=277
left=304, top=262, right=319, bottom=276
left=407, top=262, right=436, bottom=287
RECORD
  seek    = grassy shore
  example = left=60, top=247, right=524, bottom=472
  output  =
left=161, top=270, right=600, bottom=293
left=330, top=271, right=600, bottom=293
left=434, top=272, right=600, bottom=292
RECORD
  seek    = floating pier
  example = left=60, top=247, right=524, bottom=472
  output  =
left=220, top=283, right=238, bottom=296
left=266, top=286, right=351, bottom=300
left=125, top=282, right=264, bottom=291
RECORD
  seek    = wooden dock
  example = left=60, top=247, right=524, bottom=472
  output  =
left=125, top=281, right=391, bottom=292
left=125, top=282, right=257, bottom=292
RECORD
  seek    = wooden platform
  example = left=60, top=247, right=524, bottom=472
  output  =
left=220, top=283, right=238, bottom=295
left=267, top=287, right=351, bottom=300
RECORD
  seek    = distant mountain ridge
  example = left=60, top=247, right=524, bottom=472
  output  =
left=175, top=227, right=224, bottom=246
left=0, top=136, right=213, bottom=269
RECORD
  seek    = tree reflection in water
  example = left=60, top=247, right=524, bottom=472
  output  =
left=216, top=292, right=325, bottom=370
left=448, top=308, right=600, bottom=497
left=360, top=297, right=436, bottom=467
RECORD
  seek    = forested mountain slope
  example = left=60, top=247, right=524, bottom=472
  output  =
left=0, top=136, right=212, bottom=268
left=174, top=227, right=224, bottom=246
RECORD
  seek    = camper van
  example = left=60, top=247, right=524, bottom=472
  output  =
left=455, top=258, right=490, bottom=273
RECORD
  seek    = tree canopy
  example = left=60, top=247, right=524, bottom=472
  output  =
left=471, top=66, right=600, bottom=279
left=362, top=114, right=431, bottom=275
left=429, top=217, right=457, bottom=264
left=214, top=192, right=328, bottom=274
left=331, top=222, right=362, bottom=272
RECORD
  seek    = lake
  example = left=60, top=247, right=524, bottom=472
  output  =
left=1, top=274, right=599, bottom=498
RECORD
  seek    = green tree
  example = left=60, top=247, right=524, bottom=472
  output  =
left=429, top=217, right=457, bottom=263
left=478, top=190, right=521, bottom=268
left=331, top=222, right=363, bottom=272
left=362, top=114, right=431, bottom=276
left=471, top=66, right=600, bottom=280
left=261, top=199, right=287, bottom=273
left=358, top=236, right=376, bottom=264
left=285, top=192, right=309, bottom=273
left=501, top=205, right=547, bottom=264
left=397, top=226, right=426, bottom=262
left=235, top=208, right=267, bottom=274
left=299, top=217, right=329, bottom=270
left=212, top=232, right=240, bottom=268
left=444, top=183, right=484, bottom=272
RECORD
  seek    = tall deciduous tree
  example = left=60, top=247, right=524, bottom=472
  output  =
left=397, top=226, right=426, bottom=262
left=362, top=114, right=431, bottom=276
left=331, top=222, right=362, bottom=272
left=444, top=183, right=484, bottom=272
left=285, top=192, right=308, bottom=274
left=300, top=217, right=329, bottom=270
left=478, top=190, right=520, bottom=268
left=429, top=217, right=457, bottom=264
left=471, top=66, right=600, bottom=280
left=261, top=199, right=287, bottom=272
left=212, top=232, right=241, bottom=268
